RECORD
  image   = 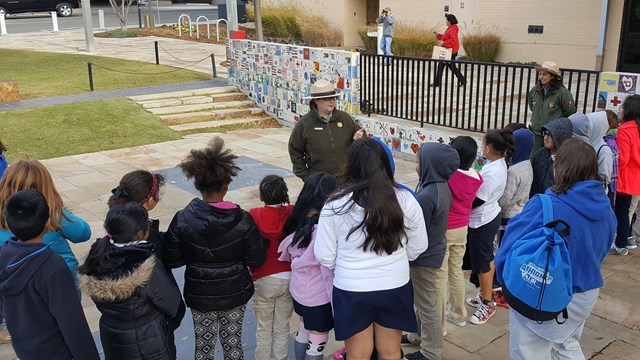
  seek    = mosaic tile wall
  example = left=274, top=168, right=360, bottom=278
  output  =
left=597, top=71, right=640, bottom=114
left=354, top=115, right=486, bottom=169
left=226, top=40, right=361, bottom=124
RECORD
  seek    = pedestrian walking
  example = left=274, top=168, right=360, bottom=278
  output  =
left=432, top=14, right=466, bottom=88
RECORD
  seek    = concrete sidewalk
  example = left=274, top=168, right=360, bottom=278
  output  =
left=0, top=127, right=637, bottom=359
left=0, top=29, right=229, bottom=77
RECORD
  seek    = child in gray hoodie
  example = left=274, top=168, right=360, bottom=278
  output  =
left=404, top=143, right=459, bottom=360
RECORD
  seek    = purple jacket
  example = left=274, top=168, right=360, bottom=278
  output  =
left=278, top=226, right=334, bottom=307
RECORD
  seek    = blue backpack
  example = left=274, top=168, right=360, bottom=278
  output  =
left=501, top=194, right=573, bottom=323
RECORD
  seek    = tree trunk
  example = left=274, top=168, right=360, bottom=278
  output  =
left=254, top=0, right=263, bottom=41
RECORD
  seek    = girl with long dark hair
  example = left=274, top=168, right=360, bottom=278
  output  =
left=314, top=138, right=428, bottom=360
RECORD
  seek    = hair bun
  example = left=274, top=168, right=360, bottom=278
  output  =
left=111, top=187, right=130, bottom=198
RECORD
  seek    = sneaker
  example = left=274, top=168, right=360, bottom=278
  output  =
left=400, top=334, right=413, bottom=346
left=610, top=245, right=629, bottom=256
left=627, top=237, right=638, bottom=250
left=493, top=290, right=510, bottom=309
left=404, top=351, right=428, bottom=360
left=445, top=312, right=467, bottom=327
left=466, top=290, right=482, bottom=308
left=469, top=301, right=497, bottom=325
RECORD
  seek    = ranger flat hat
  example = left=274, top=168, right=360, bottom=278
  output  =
left=535, top=61, right=562, bottom=80
left=304, top=80, right=342, bottom=100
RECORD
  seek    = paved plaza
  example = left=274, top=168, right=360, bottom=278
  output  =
left=0, top=29, right=639, bottom=360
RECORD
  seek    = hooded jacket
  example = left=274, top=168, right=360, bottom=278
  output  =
left=376, top=13, right=395, bottom=37
left=0, top=239, right=99, bottom=360
left=530, top=118, right=573, bottom=196
left=499, top=128, right=534, bottom=218
left=411, top=143, right=459, bottom=268
left=0, top=208, right=91, bottom=285
left=496, top=180, right=616, bottom=293
left=164, top=198, right=266, bottom=312
left=570, top=112, right=613, bottom=183
left=373, top=136, right=416, bottom=197
left=288, top=109, right=360, bottom=181
left=528, top=81, right=577, bottom=134
left=249, top=204, right=294, bottom=280
left=79, top=242, right=185, bottom=360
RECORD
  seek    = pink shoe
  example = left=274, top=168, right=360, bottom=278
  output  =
left=333, top=348, right=347, bottom=360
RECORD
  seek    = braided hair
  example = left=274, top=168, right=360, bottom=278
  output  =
left=259, top=175, right=290, bottom=205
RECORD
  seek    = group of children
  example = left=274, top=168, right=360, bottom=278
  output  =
left=0, top=95, right=636, bottom=360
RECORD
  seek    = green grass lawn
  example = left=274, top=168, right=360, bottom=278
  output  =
left=0, top=98, right=180, bottom=160
left=1, top=49, right=212, bottom=99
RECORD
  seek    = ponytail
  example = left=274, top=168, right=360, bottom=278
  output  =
left=485, top=129, right=515, bottom=159
left=78, top=237, right=115, bottom=276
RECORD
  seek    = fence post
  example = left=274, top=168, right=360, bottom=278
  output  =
left=211, top=54, right=217, bottom=78
left=154, top=41, right=159, bottom=65
left=51, top=12, right=59, bottom=32
left=98, top=10, right=105, bottom=30
left=0, top=13, right=7, bottom=35
left=87, top=62, right=94, bottom=91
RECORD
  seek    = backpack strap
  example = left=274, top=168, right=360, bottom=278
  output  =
left=540, top=194, right=553, bottom=225
left=540, top=194, right=570, bottom=238
left=597, top=144, right=607, bottom=157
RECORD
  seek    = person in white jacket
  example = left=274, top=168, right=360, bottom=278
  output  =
left=315, top=137, right=428, bottom=360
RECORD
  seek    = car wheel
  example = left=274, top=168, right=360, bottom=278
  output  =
left=0, top=6, right=7, bottom=17
left=56, top=2, right=73, bottom=17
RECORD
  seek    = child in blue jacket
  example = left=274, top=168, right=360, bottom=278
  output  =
left=495, top=139, right=616, bottom=359
left=0, top=140, right=7, bottom=179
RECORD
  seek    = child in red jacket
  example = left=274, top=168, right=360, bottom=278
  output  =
left=250, top=175, right=295, bottom=360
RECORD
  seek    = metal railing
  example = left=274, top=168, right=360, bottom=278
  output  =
left=359, top=53, right=601, bottom=132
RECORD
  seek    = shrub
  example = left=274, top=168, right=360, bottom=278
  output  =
left=462, top=26, right=501, bottom=62
left=246, top=2, right=341, bottom=46
left=357, top=23, right=437, bottom=57
left=298, top=15, right=342, bottom=47
left=261, top=4, right=301, bottom=39
left=357, top=24, right=378, bottom=52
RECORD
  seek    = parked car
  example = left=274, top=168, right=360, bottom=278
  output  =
left=0, top=0, right=79, bottom=17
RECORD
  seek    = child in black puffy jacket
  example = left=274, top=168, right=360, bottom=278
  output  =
left=79, top=203, right=185, bottom=360
left=164, top=137, right=266, bottom=360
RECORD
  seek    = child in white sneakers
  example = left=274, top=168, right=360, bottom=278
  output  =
left=466, top=129, right=513, bottom=325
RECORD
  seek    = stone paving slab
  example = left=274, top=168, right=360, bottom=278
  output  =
left=0, top=127, right=637, bottom=360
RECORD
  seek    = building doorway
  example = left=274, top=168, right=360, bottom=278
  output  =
left=619, top=0, right=640, bottom=72
left=366, top=0, right=378, bottom=24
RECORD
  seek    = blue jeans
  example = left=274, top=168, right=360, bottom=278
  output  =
left=380, top=35, right=393, bottom=56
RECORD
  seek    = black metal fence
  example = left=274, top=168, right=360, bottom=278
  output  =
left=359, top=53, right=601, bottom=133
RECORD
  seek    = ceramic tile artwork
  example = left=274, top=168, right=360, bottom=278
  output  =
left=227, top=39, right=361, bottom=124
left=598, top=72, right=640, bottom=114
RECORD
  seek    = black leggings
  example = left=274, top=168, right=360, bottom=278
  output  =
left=434, top=52, right=466, bottom=86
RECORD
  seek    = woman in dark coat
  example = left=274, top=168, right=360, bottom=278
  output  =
left=164, top=137, right=267, bottom=360
left=79, top=203, right=185, bottom=360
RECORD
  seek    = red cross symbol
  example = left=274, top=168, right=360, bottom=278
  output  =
left=611, top=96, right=623, bottom=107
